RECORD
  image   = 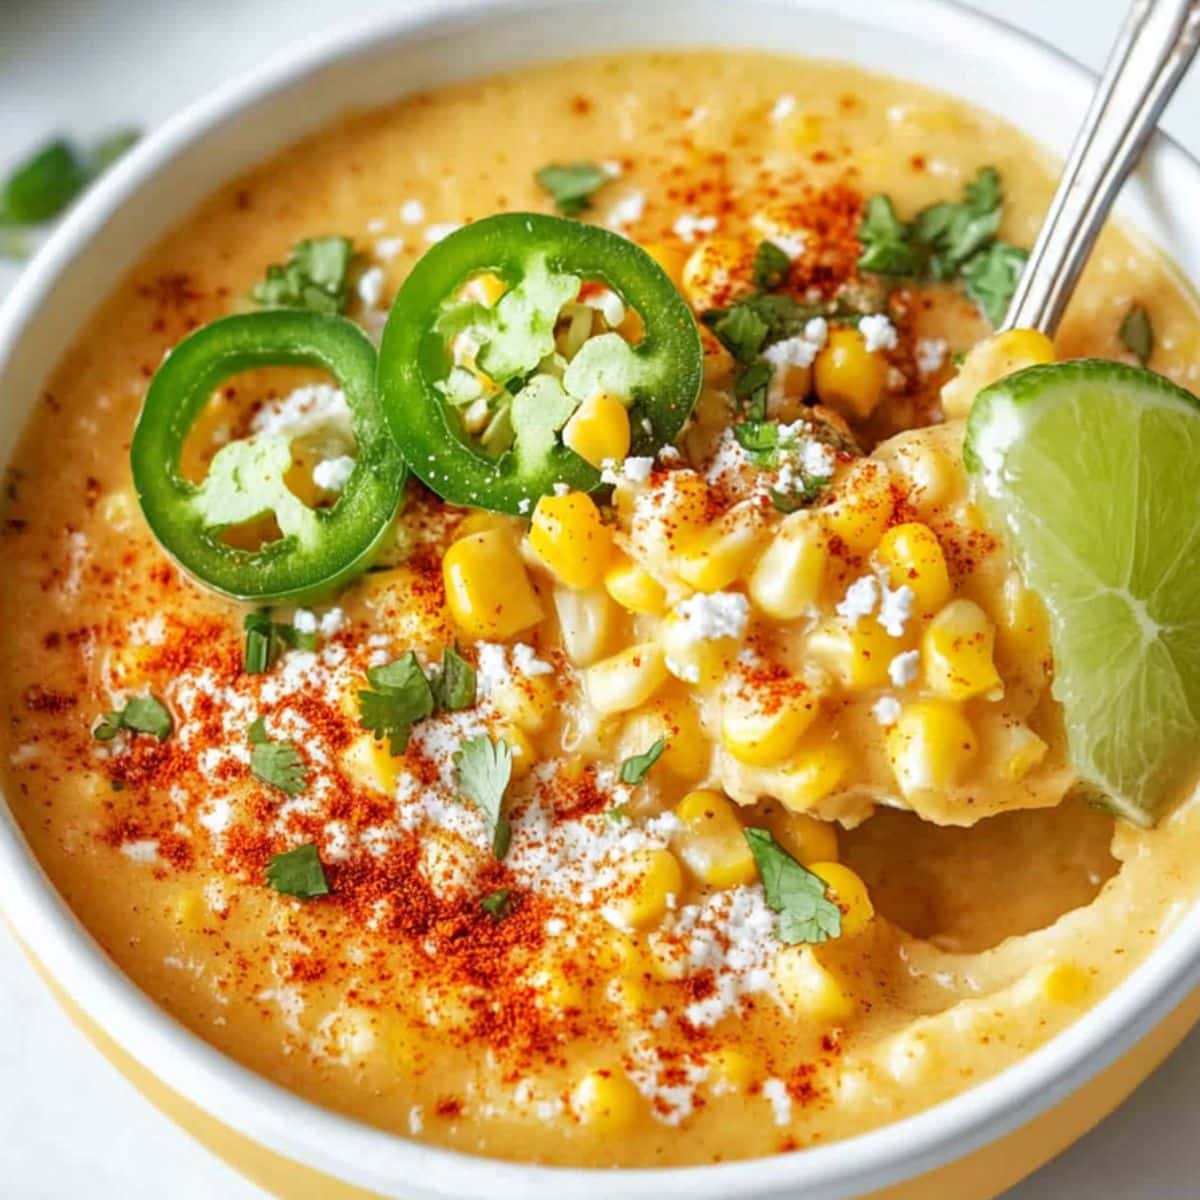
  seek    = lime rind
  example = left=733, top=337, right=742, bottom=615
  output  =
left=966, top=359, right=1200, bottom=826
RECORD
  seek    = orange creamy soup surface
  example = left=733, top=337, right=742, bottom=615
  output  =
left=3, top=51, right=1200, bottom=1168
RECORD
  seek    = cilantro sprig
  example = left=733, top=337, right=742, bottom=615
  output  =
left=357, top=646, right=477, bottom=755
left=252, top=236, right=354, bottom=314
left=534, top=162, right=612, bottom=217
left=455, top=734, right=513, bottom=859
left=93, top=695, right=173, bottom=743
left=249, top=717, right=308, bottom=796
left=619, top=738, right=666, bottom=785
left=732, top=420, right=832, bottom=512
left=744, top=827, right=842, bottom=944
left=265, top=843, right=329, bottom=899
left=480, top=888, right=512, bottom=920
left=751, top=240, right=791, bottom=291
left=856, top=167, right=1027, bottom=326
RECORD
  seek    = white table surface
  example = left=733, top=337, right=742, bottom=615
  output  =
left=3, top=1, right=1200, bottom=1196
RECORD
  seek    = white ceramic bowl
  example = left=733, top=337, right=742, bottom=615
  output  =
left=3, top=2, right=1200, bottom=1197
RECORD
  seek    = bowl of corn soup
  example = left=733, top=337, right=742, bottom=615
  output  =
left=3, top=1, right=1200, bottom=1198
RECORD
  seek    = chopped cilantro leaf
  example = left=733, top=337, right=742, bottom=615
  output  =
left=752, top=240, right=791, bottom=291
left=769, top=475, right=831, bottom=513
left=703, top=292, right=849, bottom=361
left=605, top=805, right=631, bottom=823
left=249, top=720, right=308, bottom=796
left=706, top=302, right=769, bottom=363
left=857, top=194, right=920, bottom=275
left=961, top=240, right=1027, bottom=327
left=733, top=419, right=781, bottom=465
left=744, top=827, right=842, bottom=944
left=265, top=843, right=329, bottom=899
left=252, top=236, right=354, bottom=314
left=243, top=609, right=317, bottom=675
left=480, top=888, right=511, bottom=920
left=734, top=360, right=772, bottom=421
left=429, top=646, right=477, bottom=712
left=534, top=162, right=611, bottom=216
left=357, top=651, right=436, bottom=755
left=1119, top=304, right=1154, bottom=365
left=92, top=695, right=173, bottom=743
left=619, top=738, right=666, bottom=784
left=455, top=734, right=513, bottom=859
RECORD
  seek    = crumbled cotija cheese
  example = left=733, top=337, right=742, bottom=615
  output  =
left=673, top=592, right=751, bottom=644
left=859, top=313, right=899, bottom=353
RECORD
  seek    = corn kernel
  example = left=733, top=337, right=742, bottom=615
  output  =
left=748, top=513, right=829, bottom=620
left=676, top=505, right=764, bottom=592
left=641, top=241, right=690, bottom=290
left=104, top=642, right=158, bottom=689
left=552, top=585, right=619, bottom=666
left=941, top=328, right=1055, bottom=419
left=604, top=552, right=667, bottom=615
left=1023, top=959, right=1091, bottom=1006
left=585, top=643, right=668, bottom=715
left=660, top=609, right=739, bottom=687
left=605, top=849, right=683, bottom=929
left=988, top=719, right=1048, bottom=783
left=342, top=733, right=400, bottom=792
left=499, top=724, right=536, bottom=779
left=570, top=1069, right=642, bottom=1131
left=807, top=862, right=874, bottom=937
left=443, top=529, right=543, bottom=639
left=772, top=811, right=839, bottom=864
left=619, top=694, right=709, bottom=783
left=876, top=522, right=952, bottom=614
left=721, top=680, right=820, bottom=767
left=772, top=945, right=855, bottom=1022
left=172, top=889, right=207, bottom=932
left=460, top=271, right=508, bottom=306
left=992, top=572, right=1052, bottom=669
left=528, top=492, right=613, bottom=589
left=607, top=970, right=654, bottom=1013
left=922, top=598, right=1001, bottom=700
left=357, top=564, right=454, bottom=650
left=773, top=742, right=852, bottom=813
left=806, top=616, right=897, bottom=691
left=885, top=699, right=978, bottom=797
left=681, top=236, right=756, bottom=312
left=530, top=961, right=586, bottom=1012
left=814, top=327, right=887, bottom=420
left=674, top=790, right=757, bottom=889
left=562, top=392, right=632, bottom=468
left=704, top=1046, right=758, bottom=1093
left=490, top=672, right=555, bottom=733
left=821, top=460, right=894, bottom=553
left=456, top=510, right=518, bottom=540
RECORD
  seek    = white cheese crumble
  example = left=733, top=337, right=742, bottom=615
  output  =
left=312, top=455, right=356, bottom=493
left=835, top=576, right=879, bottom=626
left=374, top=236, right=404, bottom=262
left=877, top=583, right=915, bottom=638
left=802, top=439, right=837, bottom=477
left=424, top=222, right=462, bottom=244
left=762, top=1077, right=793, bottom=1127
left=860, top=313, right=899, bottom=353
left=250, top=383, right=352, bottom=441
left=120, top=840, right=160, bottom=865
left=607, top=189, right=646, bottom=230
left=672, top=591, right=750, bottom=644
left=400, top=199, right=425, bottom=224
left=770, top=94, right=797, bottom=123
left=888, top=649, right=921, bottom=688
left=357, top=266, right=385, bottom=309
left=916, top=337, right=949, bottom=376
left=872, top=696, right=902, bottom=726
left=602, top=455, right=655, bottom=486
left=672, top=212, right=719, bottom=243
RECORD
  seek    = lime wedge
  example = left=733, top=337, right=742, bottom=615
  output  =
left=965, top=359, right=1200, bottom=826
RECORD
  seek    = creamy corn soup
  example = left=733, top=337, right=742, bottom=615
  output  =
left=3, top=50, right=1200, bottom=1168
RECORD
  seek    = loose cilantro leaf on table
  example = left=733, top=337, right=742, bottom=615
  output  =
left=480, top=888, right=512, bottom=920
left=744, top=827, right=842, bottom=944
left=1119, top=304, right=1154, bottom=365
left=534, top=161, right=611, bottom=216
left=265, top=843, right=329, bottom=899
left=619, top=738, right=666, bottom=784
left=751, top=240, right=792, bottom=291
left=249, top=717, right=309, bottom=796
left=455, top=734, right=513, bottom=859
left=252, top=236, right=354, bottom=314
left=93, top=695, right=173, bottom=743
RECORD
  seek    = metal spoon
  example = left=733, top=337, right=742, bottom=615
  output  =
left=1003, top=0, right=1200, bottom=335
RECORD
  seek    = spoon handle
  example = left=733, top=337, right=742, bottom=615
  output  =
left=1003, top=0, right=1200, bottom=335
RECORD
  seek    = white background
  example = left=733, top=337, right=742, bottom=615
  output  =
left=3, top=1, right=1200, bottom=1196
